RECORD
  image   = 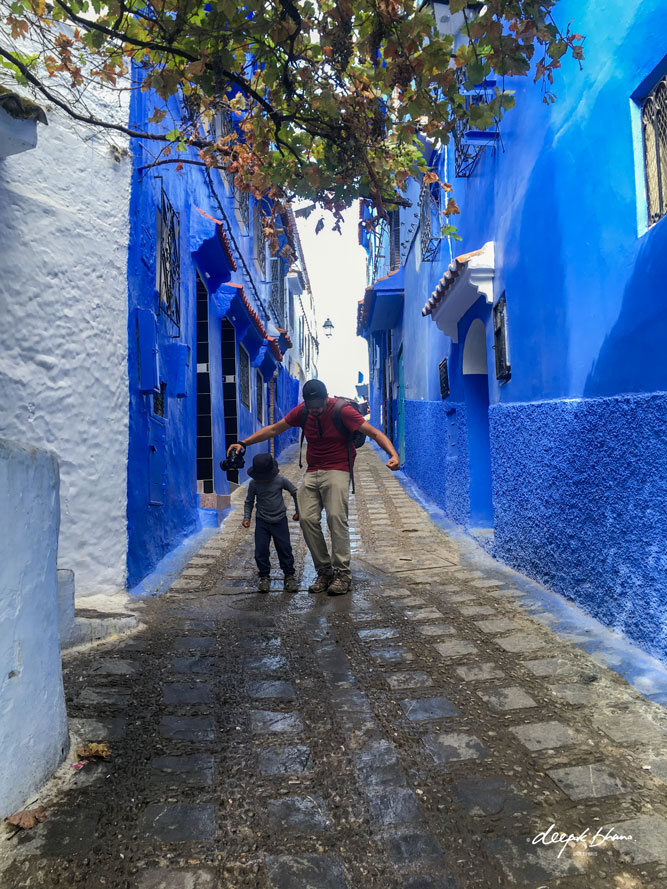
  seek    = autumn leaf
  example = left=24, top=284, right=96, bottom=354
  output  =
left=76, top=743, right=112, bottom=760
left=445, top=197, right=460, bottom=217
left=6, top=806, right=46, bottom=830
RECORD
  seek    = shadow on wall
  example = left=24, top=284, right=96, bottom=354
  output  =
left=583, top=218, right=667, bottom=398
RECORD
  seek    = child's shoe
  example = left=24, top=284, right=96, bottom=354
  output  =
left=258, top=576, right=271, bottom=593
left=283, top=574, right=299, bottom=593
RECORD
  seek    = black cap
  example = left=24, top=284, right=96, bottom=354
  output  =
left=302, top=379, right=327, bottom=407
left=248, top=453, right=279, bottom=480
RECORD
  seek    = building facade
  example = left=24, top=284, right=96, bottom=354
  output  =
left=0, top=80, right=319, bottom=598
left=126, top=90, right=320, bottom=588
left=358, top=0, right=667, bottom=661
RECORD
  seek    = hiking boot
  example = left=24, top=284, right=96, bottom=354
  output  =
left=327, top=572, right=351, bottom=596
left=283, top=574, right=299, bottom=593
left=308, top=571, right=333, bottom=594
left=258, top=576, right=271, bottom=593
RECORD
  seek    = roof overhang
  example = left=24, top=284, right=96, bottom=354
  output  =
left=421, top=242, right=494, bottom=342
left=364, top=267, right=405, bottom=333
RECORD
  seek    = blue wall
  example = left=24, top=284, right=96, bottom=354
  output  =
left=127, top=83, right=302, bottom=588
left=360, top=0, right=667, bottom=660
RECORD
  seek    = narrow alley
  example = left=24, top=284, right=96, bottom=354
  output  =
left=2, top=447, right=667, bottom=889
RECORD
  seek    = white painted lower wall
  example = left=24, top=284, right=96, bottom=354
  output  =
left=0, top=438, right=69, bottom=819
left=0, top=108, right=131, bottom=596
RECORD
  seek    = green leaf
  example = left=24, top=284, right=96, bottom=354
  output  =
left=165, top=129, right=181, bottom=141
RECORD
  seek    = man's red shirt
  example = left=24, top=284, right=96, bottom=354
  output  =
left=283, top=397, right=366, bottom=472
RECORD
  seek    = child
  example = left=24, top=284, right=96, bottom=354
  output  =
left=242, top=453, right=300, bottom=593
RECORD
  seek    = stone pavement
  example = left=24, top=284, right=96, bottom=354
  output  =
left=3, top=448, right=667, bottom=889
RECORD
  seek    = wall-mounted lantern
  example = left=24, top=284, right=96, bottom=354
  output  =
left=322, top=318, right=335, bottom=338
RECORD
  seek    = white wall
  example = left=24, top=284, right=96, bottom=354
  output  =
left=0, top=438, right=69, bottom=818
left=0, top=109, right=131, bottom=595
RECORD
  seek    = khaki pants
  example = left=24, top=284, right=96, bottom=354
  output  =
left=297, top=470, right=351, bottom=580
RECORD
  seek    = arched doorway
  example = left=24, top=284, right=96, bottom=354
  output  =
left=462, top=319, right=493, bottom=527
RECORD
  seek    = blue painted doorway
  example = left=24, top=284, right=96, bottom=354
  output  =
left=462, top=319, right=493, bottom=527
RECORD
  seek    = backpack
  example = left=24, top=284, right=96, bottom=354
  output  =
left=298, top=397, right=367, bottom=492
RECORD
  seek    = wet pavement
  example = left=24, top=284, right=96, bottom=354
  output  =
left=3, top=448, right=667, bottom=889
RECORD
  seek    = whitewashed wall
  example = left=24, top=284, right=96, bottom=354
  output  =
left=0, top=438, right=68, bottom=818
left=0, top=108, right=131, bottom=596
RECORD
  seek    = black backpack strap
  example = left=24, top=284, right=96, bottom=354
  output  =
left=298, top=404, right=307, bottom=468
left=332, top=398, right=356, bottom=494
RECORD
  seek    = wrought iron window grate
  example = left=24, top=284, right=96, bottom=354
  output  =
left=453, top=67, right=499, bottom=178
left=235, top=185, right=250, bottom=231
left=253, top=202, right=266, bottom=277
left=153, top=381, right=166, bottom=417
left=214, top=109, right=235, bottom=188
left=270, top=257, right=285, bottom=326
left=642, top=74, right=667, bottom=226
left=239, top=344, right=250, bottom=409
left=157, top=185, right=181, bottom=328
left=420, top=181, right=441, bottom=262
left=493, top=293, right=511, bottom=382
left=389, top=209, right=401, bottom=271
left=438, top=357, right=450, bottom=399
left=256, top=370, right=264, bottom=422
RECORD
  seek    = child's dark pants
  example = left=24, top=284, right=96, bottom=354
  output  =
left=254, top=516, right=295, bottom=577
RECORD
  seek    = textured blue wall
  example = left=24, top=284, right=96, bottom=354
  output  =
left=127, top=82, right=301, bottom=588
left=490, top=392, right=667, bottom=660
left=360, top=0, right=667, bottom=662
left=402, top=400, right=448, bottom=511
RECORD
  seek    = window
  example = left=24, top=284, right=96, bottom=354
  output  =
left=438, top=358, right=450, bottom=399
left=256, top=370, right=264, bottom=422
left=253, top=202, right=266, bottom=276
left=233, top=184, right=249, bottom=233
left=213, top=109, right=234, bottom=190
left=156, top=185, right=181, bottom=328
left=153, top=381, right=167, bottom=417
left=239, top=344, right=250, bottom=408
left=641, top=73, right=667, bottom=226
left=493, top=294, right=511, bottom=382
left=388, top=209, right=401, bottom=271
left=270, top=257, right=285, bottom=325
left=452, top=66, right=499, bottom=178
left=420, top=181, right=441, bottom=262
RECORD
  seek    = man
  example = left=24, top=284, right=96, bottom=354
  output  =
left=226, top=379, right=400, bottom=595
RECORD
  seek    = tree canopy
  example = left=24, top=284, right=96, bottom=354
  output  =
left=1, top=0, right=583, bottom=231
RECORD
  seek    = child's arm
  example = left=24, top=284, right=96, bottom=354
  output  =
left=243, top=481, right=255, bottom=528
left=282, top=477, right=299, bottom=520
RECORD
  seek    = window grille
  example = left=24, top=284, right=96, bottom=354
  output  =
left=153, top=381, right=167, bottom=417
left=438, top=358, right=450, bottom=399
left=214, top=109, right=235, bottom=189
left=453, top=67, right=498, bottom=178
left=270, top=257, right=285, bottom=325
left=388, top=209, right=401, bottom=271
left=420, top=182, right=441, bottom=262
left=234, top=186, right=249, bottom=232
left=239, top=344, right=250, bottom=408
left=256, top=370, right=264, bottom=422
left=156, top=186, right=181, bottom=328
left=253, top=202, right=266, bottom=277
left=288, top=293, right=295, bottom=333
left=371, top=218, right=388, bottom=283
left=493, top=294, right=511, bottom=382
left=642, top=74, right=667, bottom=226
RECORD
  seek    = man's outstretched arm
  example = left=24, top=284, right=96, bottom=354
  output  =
left=358, top=421, right=401, bottom=471
left=226, top=418, right=291, bottom=456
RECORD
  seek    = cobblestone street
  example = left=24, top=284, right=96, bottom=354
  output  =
left=3, top=447, right=667, bottom=889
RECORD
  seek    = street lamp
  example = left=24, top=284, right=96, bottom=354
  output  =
left=322, top=317, right=334, bottom=338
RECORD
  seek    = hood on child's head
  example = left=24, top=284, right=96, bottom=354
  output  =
left=248, top=453, right=279, bottom=481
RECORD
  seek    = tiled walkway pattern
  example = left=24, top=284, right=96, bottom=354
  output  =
left=4, top=449, right=667, bottom=889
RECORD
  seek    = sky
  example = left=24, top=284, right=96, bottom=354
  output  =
left=295, top=204, right=369, bottom=399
